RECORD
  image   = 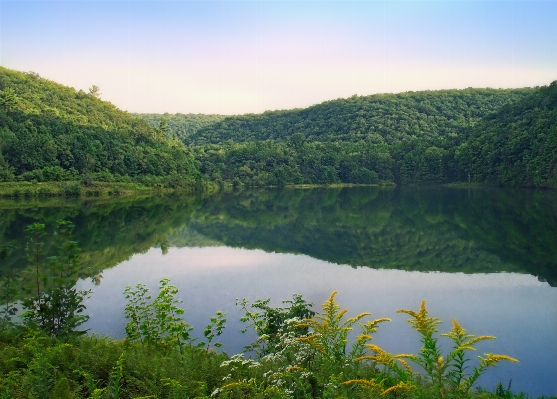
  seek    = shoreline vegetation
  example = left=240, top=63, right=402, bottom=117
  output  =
left=0, top=180, right=219, bottom=199
left=0, top=180, right=400, bottom=198
left=1, top=179, right=554, bottom=201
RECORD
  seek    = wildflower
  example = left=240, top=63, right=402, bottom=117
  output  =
left=380, top=381, right=414, bottom=396
left=342, top=379, right=382, bottom=388
left=481, top=353, right=519, bottom=367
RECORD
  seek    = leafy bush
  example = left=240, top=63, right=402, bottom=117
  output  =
left=63, top=183, right=81, bottom=196
left=20, top=221, right=91, bottom=337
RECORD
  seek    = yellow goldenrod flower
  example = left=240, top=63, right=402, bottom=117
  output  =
left=371, top=318, right=392, bottom=324
left=483, top=354, right=519, bottom=364
left=220, top=381, right=244, bottom=390
left=396, top=309, right=418, bottom=318
left=471, top=335, right=496, bottom=344
left=394, top=358, right=413, bottom=373
left=381, top=382, right=414, bottom=395
left=342, top=379, right=382, bottom=388
left=451, top=318, right=462, bottom=331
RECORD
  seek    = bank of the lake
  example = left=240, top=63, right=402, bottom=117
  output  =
left=0, top=180, right=221, bottom=199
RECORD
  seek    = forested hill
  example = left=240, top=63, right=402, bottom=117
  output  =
left=138, top=88, right=534, bottom=146
left=454, top=81, right=557, bottom=188
left=0, top=67, right=199, bottom=184
left=133, top=113, right=226, bottom=143
left=184, top=85, right=555, bottom=188
left=0, top=67, right=141, bottom=130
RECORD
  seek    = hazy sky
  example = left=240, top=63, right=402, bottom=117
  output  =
left=1, top=1, right=556, bottom=115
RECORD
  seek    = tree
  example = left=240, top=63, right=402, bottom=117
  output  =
left=88, top=85, right=101, bottom=97
left=21, top=221, right=91, bottom=337
left=158, top=117, right=170, bottom=138
left=0, top=87, right=19, bottom=112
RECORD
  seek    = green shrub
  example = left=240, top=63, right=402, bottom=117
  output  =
left=37, top=186, right=54, bottom=197
left=63, top=183, right=81, bottom=196
left=41, top=166, right=67, bottom=182
left=0, top=167, right=14, bottom=182
left=92, top=170, right=115, bottom=182
left=21, top=169, right=43, bottom=182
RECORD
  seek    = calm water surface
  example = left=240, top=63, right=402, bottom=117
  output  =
left=1, top=187, right=556, bottom=396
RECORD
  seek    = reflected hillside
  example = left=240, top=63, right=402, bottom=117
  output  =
left=0, top=195, right=206, bottom=291
left=183, top=187, right=557, bottom=286
left=1, top=187, right=556, bottom=289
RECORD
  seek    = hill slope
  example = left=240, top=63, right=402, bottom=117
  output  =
left=0, top=67, right=199, bottom=183
left=455, top=82, right=557, bottom=187
left=137, top=88, right=534, bottom=146
left=134, top=113, right=226, bottom=143
left=171, top=85, right=556, bottom=188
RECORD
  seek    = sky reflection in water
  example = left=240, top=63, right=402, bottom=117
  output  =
left=78, top=246, right=557, bottom=397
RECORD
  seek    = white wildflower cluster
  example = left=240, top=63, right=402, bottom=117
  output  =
left=254, top=317, right=318, bottom=398
left=220, top=353, right=262, bottom=369
left=218, top=353, right=262, bottom=386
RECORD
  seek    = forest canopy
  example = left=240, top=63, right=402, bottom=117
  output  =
left=1, top=65, right=555, bottom=189
left=0, top=67, right=200, bottom=186
left=139, top=84, right=555, bottom=188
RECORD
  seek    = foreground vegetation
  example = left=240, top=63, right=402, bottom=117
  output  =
left=1, top=222, right=552, bottom=399
left=0, top=284, right=544, bottom=399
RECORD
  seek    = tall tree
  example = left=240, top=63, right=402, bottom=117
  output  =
left=0, top=87, right=18, bottom=112
left=88, top=85, right=101, bottom=97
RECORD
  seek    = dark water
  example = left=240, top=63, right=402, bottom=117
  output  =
left=1, top=187, right=556, bottom=396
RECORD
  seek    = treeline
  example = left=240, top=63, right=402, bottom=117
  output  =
left=172, top=88, right=534, bottom=146
left=2, top=64, right=554, bottom=189
left=134, top=112, right=226, bottom=142
left=139, top=84, right=556, bottom=188
left=0, top=67, right=200, bottom=186
left=455, top=81, right=557, bottom=187
left=194, top=138, right=393, bottom=186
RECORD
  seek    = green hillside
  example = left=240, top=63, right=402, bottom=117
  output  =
left=134, top=113, right=226, bottom=142
left=455, top=81, right=557, bottom=187
left=138, top=86, right=557, bottom=187
left=152, top=88, right=533, bottom=146
left=2, top=65, right=553, bottom=189
left=0, top=67, right=200, bottom=185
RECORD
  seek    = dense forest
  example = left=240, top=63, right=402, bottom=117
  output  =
left=138, top=84, right=556, bottom=188
left=184, top=89, right=534, bottom=146
left=455, top=81, right=557, bottom=187
left=1, top=65, right=555, bottom=189
left=0, top=67, right=200, bottom=186
left=133, top=112, right=226, bottom=143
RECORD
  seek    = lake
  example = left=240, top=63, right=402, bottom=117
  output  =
left=1, top=186, right=556, bottom=396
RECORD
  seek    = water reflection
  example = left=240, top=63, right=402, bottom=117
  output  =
left=2, top=187, right=556, bottom=284
left=1, top=187, right=557, bottom=396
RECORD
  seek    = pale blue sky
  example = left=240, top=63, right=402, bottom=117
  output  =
left=1, top=1, right=556, bottom=114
